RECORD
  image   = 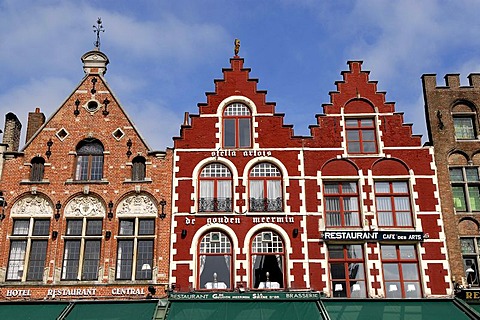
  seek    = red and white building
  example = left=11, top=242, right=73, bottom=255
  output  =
left=170, top=54, right=452, bottom=298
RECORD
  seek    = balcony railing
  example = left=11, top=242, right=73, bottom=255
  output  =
left=199, top=197, right=232, bottom=212
left=249, top=197, right=283, bottom=212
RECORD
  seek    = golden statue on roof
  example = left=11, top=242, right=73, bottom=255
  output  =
left=234, top=39, right=240, bottom=56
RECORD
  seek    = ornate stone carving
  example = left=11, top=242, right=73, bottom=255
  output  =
left=65, top=195, right=105, bottom=217
left=117, top=194, right=157, bottom=216
left=11, top=195, right=53, bottom=216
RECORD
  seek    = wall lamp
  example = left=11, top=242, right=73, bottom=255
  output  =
left=55, top=201, right=62, bottom=221
left=52, top=231, right=58, bottom=240
left=107, top=201, right=114, bottom=220
left=293, top=228, right=299, bottom=238
left=181, top=229, right=187, bottom=239
left=0, top=195, right=7, bottom=221
left=159, top=199, right=167, bottom=220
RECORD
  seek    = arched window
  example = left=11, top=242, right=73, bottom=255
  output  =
left=30, top=157, right=45, bottom=182
left=249, top=163, right=283, bottom=212
left=75, top=139, right=104, bottom=181
left=223, top=103, right=251, bottom=148
left=251, top=230, right=285, bottom=289
left=452, top=103, right=478, bottom=140
left=199, top=163, right=232, bottom=212
left=198, top=231, right=232, bottom=289
left=132, top=156, right=146, bottom=181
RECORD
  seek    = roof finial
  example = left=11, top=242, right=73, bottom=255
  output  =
left=93, top=17, right=105, bottom=50
left=234, top=39, right=240, bottom=56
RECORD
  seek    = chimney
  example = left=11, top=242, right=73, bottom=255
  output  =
left=2, top=112, right=22, bottom=152
left=26, top=107, right=45, bottom=143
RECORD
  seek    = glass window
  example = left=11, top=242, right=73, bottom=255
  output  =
left=345, top=118, right=377, bottom=154
left=132, top=156, right=146, bottom=181
left=249, top=163, right=283, bottom=212
left=223, top=103, right=251, bottom=148
left=461, top=237, right=480, bottom=286
left=251, top=231, right=285, bottom=289
left=328, top=245, right=366, bottom=298
left=75, top=139, right=104, bottom=181
left=381, top=245, right=421, bottom=298
left=6, top=219, right=50, bottom=281
left=116, top=218, right=155, bottom=280
left=199, top=163, right=233, bottom=212
left=324, top=182, right=360, bottom=227
left=375, top=181, right=413, bottom=227
left=30, top=157, right=45, bottom=182
left=61, top=219, right=103, bottom=281
left=198, top=231, right=232, bottom=289
left=450, top=167, right=480, bottom=212
left=454, top=117, right=476, bottom=140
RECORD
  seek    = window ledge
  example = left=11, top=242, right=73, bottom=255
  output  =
left=123, top=178, right=153, bottom=184
left=65, top=179, right=109, bottom=185
left=20, top=180, right=50, bottom=185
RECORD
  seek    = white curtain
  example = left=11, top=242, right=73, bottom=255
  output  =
left=376, top=197, right=393, bottom=226
left=395, top=197, right=412, bottom=226
left=218, top=181, right=231, bottom=199
left=200, top=181, right=214, bottom=198
left=7, top=241, right=26, bottom=280
left=250, top=181, right=264, bottom=199
left=224, top=255, right=230, bottom=270
left=199, top=255, right=206, bottom=275
left=267, top=180, right=281, bottom=199
left=326, top=198, right=341, bottom=226
left=343, top=197, right=359, bottom=225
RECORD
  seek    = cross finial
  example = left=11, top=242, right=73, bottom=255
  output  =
left=234, top=39, right=240, bottom=56
left=93, top=17, right=105, bottom=50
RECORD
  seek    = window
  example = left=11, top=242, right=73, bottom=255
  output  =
left=199, top=163, right=232, bottom=212
left=116, top=219, right=154, bottom=280
left=345, top=118, right=377, bottom=153
left=450, top=167, right=480, bottom=212
left=249, top=163, right=283, bottom=212
left=375, top=181, right=413, bottom=227
left=324, top=182, right=360, bottom=227
left=75, top=139, right=104, bottom=181
left=6, top=219, right=50, bottom=281
left=223, top=103, right=251, bottom=148
left=460, top=238, right=480, bottom=286
left=61, top=219, right=102, bottom=281
left=381, top=245, right=421, bottom=298
left=198, top=231, right=232, bottom=289
left=30, top=157, right=45, bottom=182
left=454, top=117, right=476, bottom=140
left=251, top=231, right=285, bottom=289
left=328, top=244, right=366, bottom=298
left=131, top=156, right=146, bottom=181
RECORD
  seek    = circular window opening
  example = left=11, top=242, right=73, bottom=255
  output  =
left=87, top=100, right=99, bottom=111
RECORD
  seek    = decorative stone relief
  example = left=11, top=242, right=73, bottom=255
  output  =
left=65, top=195, right=105, bottom=217
left=11, top=195, right=53, bottom=216
left=117, top=194, right=157, bottom=216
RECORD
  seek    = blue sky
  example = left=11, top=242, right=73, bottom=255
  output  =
left=1, top=0, right=480, bottom=150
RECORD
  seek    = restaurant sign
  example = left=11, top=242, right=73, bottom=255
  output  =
left=321, top=231, right=424, bottom=241
left=169, top=292, right=321, bottom=301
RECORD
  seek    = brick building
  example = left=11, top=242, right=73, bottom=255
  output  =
left=423, top=73, right=480, bottom=292
left=0, top=47, right=172, bottom=302
left=170, top=51, right=452, bottom=301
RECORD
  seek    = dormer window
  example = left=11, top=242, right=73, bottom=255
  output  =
left=75, top=139, right=104, bottom=181
left=223, top=103, right=251, bottom=148
left=131, top=156, right=146, bottom=181
left=345, top=118, right=377, bottom=154
left=30, top=157, right=45, bottom=182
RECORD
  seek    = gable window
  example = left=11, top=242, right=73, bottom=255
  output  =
left=6, top=219, right=50, bottom=281
left=223, top=103, right=251, bottom=148
left=251, top=231, right=285, bottom=289
left=75, top=139, right=104, bottom=181
left=198, top=231, right=232, bottom=289
left=324, top=182, right=360, bottom=227
left=328, top=244, right=366, bottom=298
left=460, top=237, right=480, bottom=286
left=199, top=163, right=232, bottom=212
left=345, top=118, right=377, bottom=154
left=116, top=219, right=154, bottom=280
left=30, top=157, right=45, bottom=182
left=249, top=163, right=283, bottom=212
left=62, top=219, right=102, bottom=281
left=131, top=156, right=146, bottom=181
left=450, top=167, right=480, bottom=212
left=375, top=181, right=413, bottom=227
left=381, top=245, right=421, bottom=298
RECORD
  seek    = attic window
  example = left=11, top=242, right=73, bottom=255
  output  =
left=56, top=128, right=69, bottom=141
left=87, top=100, right=99, bottom=112
left=112, top=128, right=125, bottom=140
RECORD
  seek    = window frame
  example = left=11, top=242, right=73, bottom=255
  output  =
left=30, top=156, right=45, bottom=182
left=251, top=230, right=285, bottom=289
left=323, top=181, right=361, bottom=227
left=453, top=115, right=477, bottom=140
left=374, top=181, right=413, bottom=227
left=131, top=156, right=146, bottom=181
left=222, top=103, right=252, bottom=149
left=460, top=237, right=480, bottom=286
left=345, top=118, right=377, bottom=154
left=450, top=166, right=480, bottom=213
left=74, top=139, right=104, bottom=181
left=198, top=163, right=233, bottom=213
left=328, top=244, right=366, bottom=298
left=249, top=163, right=283, bottom=212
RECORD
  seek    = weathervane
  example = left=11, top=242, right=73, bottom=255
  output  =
left=234, top=39, right=240, bottom=56
left=93, top=18, right=105, bottom=50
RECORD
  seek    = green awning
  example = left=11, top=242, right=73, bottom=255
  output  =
left=468, top=303, right=480, bottom=314
left=322, top=299, right=475, bottom=320
left=64, top=301, right=158, bottom=320
left=166, top=301, right=324, bottom=320
left=0, top=302, right=69, bottom=319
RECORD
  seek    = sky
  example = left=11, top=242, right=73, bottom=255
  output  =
left=1, top=0, right=480, bottom=150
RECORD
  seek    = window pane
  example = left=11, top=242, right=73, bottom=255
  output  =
left=62, top=241, right=81, bottom=280
left=32, top=220, right=50, bottom=236
left=12, top=220, right=30, bottom=235
left=404, top=282, right=421, bottom=298
left=86, top=220, right=103, bottom=235
left=383, top=263, right=400, bottom=280
left=119, top=220, right=134, bottom=235
left=347, top=130, right=360, bottom=141
left=325, top=184, right=339, bottom=194
left=239, top=118, right=251, bottom=147
left=139, top=220, right=155, bottom=235
left=363, top=142, right=376, bottom=152
left=461, top=238, right=475, bottom=254
left=76, top=156, right=89, bottom=180
left=375, top=182, right=390, bottom=193
left=136, top=240, right=153, bottom=280
left=66, top=220, right=83, bottom=235
left=342, top=182, right=357, bottom=193
left=452, top=186, right=467, bottom=211
left=454, top=117, right=475, bottom=139
left=466, top=168, right=479, bottom=182
left=360, top=119, right=374, bottom=127
left=469, top=186, right=480, bottom=211
left=449, top=168, right=464, bottom=181
left=223, top=119, right=236, bottom=148
left=345, top=119, right=358, bottom=127
left=347, top=245, right=363, bottom=259
left=328, top=245, right=344, bottom=259
left=392, top=182, right=408, bottom=193
left=399, top=245, right=416, bottom=259
left=90, top=155, right=103, bottom=180
left=381, top=246, right=397, bottom=260
left=199, top=255, right=231, bottom=289
left=347, top=142, right=360, bottom=153
left=27, top=240, right=48, bottom=280
left=330, top=263, right=346, bottom=279
left=401, top=263, right=419, bottom=280
left=385, top=282, right=402, bottom=298
left=82, top=240, right=100, bottom=280
left=362, top=130, right=375, bottom=140
left=116, top=240, right=133, bottom=279
left=7, top=241, right=27, bottom=280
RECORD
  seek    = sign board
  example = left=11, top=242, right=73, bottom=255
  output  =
left=321, top=231, right=424, bottom=241
left=169, top=291, right=321, bottom=301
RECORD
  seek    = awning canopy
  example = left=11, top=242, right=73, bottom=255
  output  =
left=166, top=300, right=324, bottom=320
left=63, top=300, right=158, bottom=320
left=0, top=302, right=69, bottom=319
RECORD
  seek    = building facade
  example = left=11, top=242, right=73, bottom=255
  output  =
left=170, top=54, right=452, bottom=298
left=0, top=48, right=172, bottom=301
left=423, top=73, right=480, bottom=290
